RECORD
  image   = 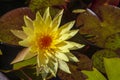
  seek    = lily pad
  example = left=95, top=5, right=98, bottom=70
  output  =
left=29, top=0, right=66, bottom=17
left=104, top=32, right=120, bottom=50
left=12, top=56, right=37, bottom=70
left=58, top=53, right=92, bottom=80
left=29, top=0, right=65, bottom=9
left=0, top=7, right=35, bottom=45
left=82, top=58, right=120, bottom=80
left=81, top=68, right=106, bottom=80
left=92, top=49, right=118, bottom=73
left=90, top=0, right=120, bottom=11
left=104, top=58, right=120, bottom=80
left=76, top=5, right=120, bottom=48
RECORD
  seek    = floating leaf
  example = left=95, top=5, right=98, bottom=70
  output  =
left=73, top=52, right=93, bottom=70
left=72, top=9, right=86, bottom=14
left=90, top=0, right=120, bottom=11
left=11, top=48, right=36, bottom=64
left=104, top=32, right=120, bottom=50
left=58, top=53, right=92, bottom=80
left=13, top=57, right=36, bottom=70
left=0, top=7, right=35, bottom=45
left=29, top=0, right=65, bottom=9
left=81, top=68, right=106, bottom=80
left=104, top=58, right=120, bottom=80
left=82, top=58, right=120, bottom=80
left=29, top=0, right=66, bottom=17
left=92, top=49, right=118, bottom=73
left=76, top=5, right=120, bottom=47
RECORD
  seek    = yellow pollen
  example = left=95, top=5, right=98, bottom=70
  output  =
left=38, top=35, right=52, bottom=49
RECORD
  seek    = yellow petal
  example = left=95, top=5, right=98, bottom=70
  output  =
left=35, top=11, right=43, bottom=23
left=59, top=21, right=75, bottom=35
left=55, top=41, right=67, bottom=47
left=11, top=30, right=27, bottom=39
left=59, top=48, right=70, bottom=53
left=59, top=41, right=84, bottom=50
left=48, top=59, right=58, bottom=76
left=66, top=41, right=84, bottom=50
left=65, top=52, right=79, bottom=62
left=11, top=48, right=36, bottom=64
left=52, top=10, right=63, bottom=31
left=24, top=16, right=34, bottom=29
left=19, top=38, right=31, bottom=47
left=55, top=52, right=69, bottom=62
left=56, top=42, right=70, bottom=53
left=37, top=53, right=48, bottom=67
left=46, top=51, right=54, bottom=58
left=41, top=66, right=50, bottom=79
left=43, top=7, right=52, bottom=25
left=58, top=59, right=71, bottom=73
left=59, top=30, right=79, bottom=40
left=34, top=12, right=44, bottom=31
left=22, top=26, right=33, bottom=36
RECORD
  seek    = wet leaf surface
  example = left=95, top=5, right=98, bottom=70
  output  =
left=76, top=5, right=120, bottom=48
left=104, top=32, right=120, bottom=50
left=92, top=49, right=118, bottom=73
left=58, top=52, right=92, bottom=80
left=0, top=7, right=35, bottom=45
left=29, top=0, right=66, bottom=18
left=81, top=68, right=106, bottom=80
left=104, top=58, right=120, bottom=80
left=91, top=0, right=120, bottom=11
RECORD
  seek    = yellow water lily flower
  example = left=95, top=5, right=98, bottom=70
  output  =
left=11, top=7, right=84, bottom=79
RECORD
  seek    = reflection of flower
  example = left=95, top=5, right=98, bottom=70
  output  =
left=11, top=7, right=84, bottom=79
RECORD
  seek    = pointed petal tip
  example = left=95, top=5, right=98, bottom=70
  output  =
left=44, top=7, right=50, bottom=14
left=71, top=20, right=75, bottom=23
left=24, top=15, right=29, bottom=21
left=59, top=9, right=64, bottom=15
left=36, top=11, right=41, bottom=17
left=10, top=61, right=15, bottom=64
left=74, top=58, right=79, bottom=62
left=10, top=58, right=20, bottom=64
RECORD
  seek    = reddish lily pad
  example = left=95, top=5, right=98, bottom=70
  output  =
left=76, top=5, right=120, bottom=48
left=92, top=49, right=118, bottom=73
left=58, top=53, right=92, bottom=80
left=91, top=0, right=120, bottom=11
left=0, top=7, right=35, bottom=45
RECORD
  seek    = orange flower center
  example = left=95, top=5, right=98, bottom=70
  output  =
left=38, top=35, right=52, bottom=49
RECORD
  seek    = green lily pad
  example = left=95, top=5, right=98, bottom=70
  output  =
left=81, top=68, right=106, bottom=80
left=76, top=5, right=120, bottom=48
left=0, top=7, right=35, bottom=45
left=29, top=0, right=66, bottom=17
left=29, top=0, right=65, bottom=9
left=104, top=32, right=120, bottom=50
left=81, top=58, right=120, bottom=80
left=13, top=56, right=37, bottom=70
left=92, top=49, right=118, bottom=73
left=104, top=58, right=120, bottom=80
